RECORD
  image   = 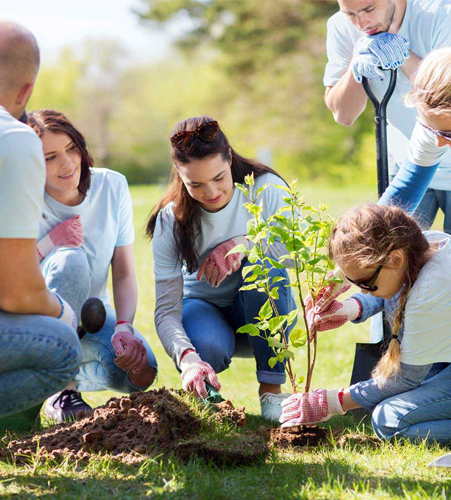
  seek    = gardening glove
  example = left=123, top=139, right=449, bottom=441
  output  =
left=179, top=351, right=221, bottom=400
left=365, top=32, right=410, bottom=70
left=112, top=322, right=148, bottom=374
left=351, top=37, right=387, bottom=83
left=37, top=215, right=84, bottom=262
left=54, top=292, right=77, bottom=331
left=307, top=269, right=351, bottom=313
left=279, top=388, right=346, bottom=428
left=197, top=236, right=249, bottom=288
left=308, top=297, right=362, bottom=333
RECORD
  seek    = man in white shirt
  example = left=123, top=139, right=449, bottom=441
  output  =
left=324, top=0, right=451, bottom=233
left=0, top=21, right=82, bottom=419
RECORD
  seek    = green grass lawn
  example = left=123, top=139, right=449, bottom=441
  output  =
left=1, top=183, right=450, bottom=499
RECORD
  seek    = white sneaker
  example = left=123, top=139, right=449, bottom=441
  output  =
left=259, top=392, right=291, bottom=422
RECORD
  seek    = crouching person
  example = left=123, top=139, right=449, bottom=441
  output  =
left=280, top=204, right=451, bottom=444
left=0, top=22, right=82, bottom=419
left=27, top=109, right=158, bottom=422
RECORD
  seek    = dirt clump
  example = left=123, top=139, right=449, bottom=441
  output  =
left=212, top=400, right=246, bottom=427
left=267, top=425, right=329, bottom=448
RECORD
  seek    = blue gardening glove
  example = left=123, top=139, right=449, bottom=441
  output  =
left=365, top=32, right=410, bottom=70
left=352, top=48, right=386, bottom=83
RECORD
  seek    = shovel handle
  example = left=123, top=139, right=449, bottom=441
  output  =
left=205, top=381, right=224, bottom=404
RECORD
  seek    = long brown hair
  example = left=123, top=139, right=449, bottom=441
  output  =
left=329, top=204, right=432, bottom=384
left=27, top=109, right=94, bottom=196
left=146, top=115, right=283, bottom=273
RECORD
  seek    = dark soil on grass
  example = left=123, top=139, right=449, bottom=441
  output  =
left=0, top=388, right=265, bottom=466
left=1, top=388, right=363, bottom=467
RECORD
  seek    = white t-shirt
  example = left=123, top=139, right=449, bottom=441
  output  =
left=0, top=106, right=45, bottom=238
left=39, top=168, right=135, bottom=305
left=153, top=172, right=287, bottom=308
left=400, top=231, right=451, bottom=365
left=324, top=0, right=451, bottom=190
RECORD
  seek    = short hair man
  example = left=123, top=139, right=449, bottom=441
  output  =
left=324, top=0, right=451, bottom=233
left=0, top=21, right=82, bottom=418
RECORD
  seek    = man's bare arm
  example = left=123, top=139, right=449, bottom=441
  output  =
left=325, top=65, right=368, bottom=127
left=0, top=238, right=61, bottom=316
left=401, top=51, right=422, bottom=81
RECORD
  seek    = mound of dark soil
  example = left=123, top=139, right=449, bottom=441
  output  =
left=267, top=425, right=329, bottom=448
left=0, top=388, right=266, bottom=466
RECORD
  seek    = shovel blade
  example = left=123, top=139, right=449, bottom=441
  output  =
left=428, top=453, right=451, bottom=468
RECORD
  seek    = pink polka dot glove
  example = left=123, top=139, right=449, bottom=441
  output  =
left=112, top=322, right=148, bottom=374
left=179, top=351, right=221, bottom=399
left=37, top=215, right=84, bottom=262
left=279, top=389, right=346, bottom=428
left=197, top=236, right=249, bottom=288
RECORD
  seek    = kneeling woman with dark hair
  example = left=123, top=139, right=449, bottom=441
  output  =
left=28, top=109, right=158, bottom=422
left=147, top=116, right=296, bottom=421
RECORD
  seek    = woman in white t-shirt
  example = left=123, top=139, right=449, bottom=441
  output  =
left=27, top=109, right=157, bottom=422
left=279, top=203, right=451, bottom=443
left=147, top=116, right=296, bottom=421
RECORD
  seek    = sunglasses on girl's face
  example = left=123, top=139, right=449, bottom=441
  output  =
left=416, top=118, right=451, bottom=142
left=170, top=121, right=220, bottom=151
left=344, top=264, right=383, bottom=292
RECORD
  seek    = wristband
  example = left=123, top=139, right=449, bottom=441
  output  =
left=180, top=349, right=195, bottom=362
left=338, top=388, right=345, bottom=409
left=116, top=321, right=128, bottom=326
left=355, top=299, right=363, bottom=320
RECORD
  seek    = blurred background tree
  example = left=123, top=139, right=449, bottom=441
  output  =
left=28, top=0, right=377, bottom=186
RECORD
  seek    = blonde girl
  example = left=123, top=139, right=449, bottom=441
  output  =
left=279, top=204, right=451, bottom=443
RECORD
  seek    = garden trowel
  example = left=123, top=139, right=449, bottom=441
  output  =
left=205, top=381, right=225, bottom=406
left=350, top=69, right=397, bottom=389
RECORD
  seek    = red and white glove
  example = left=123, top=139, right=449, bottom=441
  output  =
left=197, top=236, right=249, bottom=288
left=37, top=215, right=84, bottom=262
left=306, top=269, right=353, bottom=337
left=54, top=292, right=77, bottom=331
left=179, top=350, right=221, bottom=399
left=111, top=322, right=148, bottom=374
left=307, top=297, right=362, bottom=334
left=279, top=388, right=346, bottom=428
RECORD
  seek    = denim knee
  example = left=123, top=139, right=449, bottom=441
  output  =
left=54, top=322, right=83, bottom=381
left=371, top=401, right=406, bottom=440
left=195, top=338, right=232, bottom=374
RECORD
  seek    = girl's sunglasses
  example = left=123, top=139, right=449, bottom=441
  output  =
left=416, top=118, right=451, bottom=142
left=170, top=121, right=220, bottom=151
left=344, top=264, right=383, bottom=292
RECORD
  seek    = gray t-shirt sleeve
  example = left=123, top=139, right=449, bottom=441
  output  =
left=0, top=130, right=45, bottom=238
left=350, top=362, right=432, bottom=411
left=154, top=276, right=196, bottom=366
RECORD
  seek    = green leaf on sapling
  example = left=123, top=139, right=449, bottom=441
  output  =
left=258, top=299, right=273, bottom=320
left=290, top=329, right=307, bottom=347
left=225, top=244, right=248, bottom=257
left=240, top=284, right=258, bottom=291
left=268, top=357, right=279, bottom=369
left=269, top=288, right=279, bottom=300
left=237, top=324, right=260, bottom=336
left=286, top=309, right=298, bottom=326
left=280, top=349, right=294, bottom=360
left=268, top=337, right=284, bottom=349
left=274, top=184, right=291, bottom=194
left=242, top=264, right=262, bottom=279
left=244, top=173, right=254, bottom=186
left=271, top=276, right=286, bottom=284
left=269, top=315, right=286, bottom=334
left=256, top=184, right=270, bottom=198
left=235, top=183, right=249, bottom=197
left=265, top=257, right=284, bottom=269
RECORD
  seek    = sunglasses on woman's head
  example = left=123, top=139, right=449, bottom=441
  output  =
left=344, top=263, right=383, bottom=292
left=170, top=121, right=220, bottom=151
left=416, top=118, right=451, bottom=141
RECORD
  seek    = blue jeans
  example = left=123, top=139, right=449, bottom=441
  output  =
left=0, top=310, right=82, bottom=417
left=182, top=261, right=296, bottom=385
left=371, top=364, right=451, bottom=444
left=413, top=188, right=451, bottom=234
left=42, top=247, right=157, bottom=393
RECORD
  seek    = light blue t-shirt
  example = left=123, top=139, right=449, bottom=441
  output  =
left=0, top=106, right=46, bottom=238
left=39, top=168, right=135, bottom=305
left=324, top=0, right=451, bottom=190
left=153, top=173, right=287, bottom=308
